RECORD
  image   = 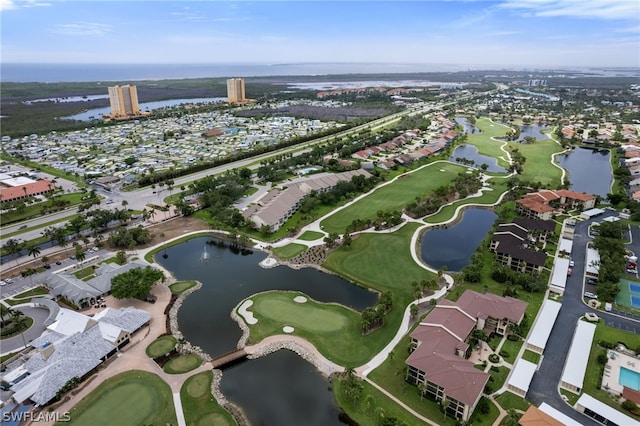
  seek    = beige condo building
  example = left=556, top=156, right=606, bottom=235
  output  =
left=108, top=84, right=141, bottom=118
left=226, top=78, right=246, bottom=104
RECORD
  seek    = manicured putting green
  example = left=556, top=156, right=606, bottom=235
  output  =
left=272, top=243, right=307, bottom=259
left=253, top=297, right=347, bottom=332
left=68, top=371, right=176, bottom=425
left=146, top=335, right=177, bottom=358
left=169, top=280, right=197, bottom=294
left=163, top=354, right=203, bottom=374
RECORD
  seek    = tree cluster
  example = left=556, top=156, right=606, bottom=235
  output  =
left=592, top=221, right=626, bottom=302
left=405, top=171, right=483, bottom=218
left=361, top=290, right=393, bottom=334
left=110, top=266, right=165, bottom=300
left=107, top=225, right=152, bottom=249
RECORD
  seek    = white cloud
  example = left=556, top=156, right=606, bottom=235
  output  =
left=23, top=0, right=52, bottom=7
left=0, top=0, right=16, bottom=11
left=54, top=22, right=113, bottom=36
left=500, top=0, right=640, bottom=20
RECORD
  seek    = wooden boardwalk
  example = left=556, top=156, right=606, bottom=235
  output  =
left=211, top=348, right=248, bottom=369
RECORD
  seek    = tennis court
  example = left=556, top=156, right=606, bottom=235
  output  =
left=617, top=279, right=640, bottom=310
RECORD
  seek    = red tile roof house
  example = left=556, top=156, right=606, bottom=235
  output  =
left=0, top=179, right=55, bottom=203
left=405, top=291, right=527, bottom=422
left=515, top=190, right=597, bottom=220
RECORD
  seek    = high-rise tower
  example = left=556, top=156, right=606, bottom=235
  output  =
left=226, top=78, right=246, bottom=104
left=108, top=85, right=140, bottom=118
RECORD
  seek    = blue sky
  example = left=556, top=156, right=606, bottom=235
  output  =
left=1, top=0, right=638, bottom=68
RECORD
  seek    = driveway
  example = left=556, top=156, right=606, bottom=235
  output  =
left=527, top=211, right=640, bottom=425
left=1, top=305, right=50, bottom=354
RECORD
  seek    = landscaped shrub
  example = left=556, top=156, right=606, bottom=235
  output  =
left=499, top=350, right=510, bottom=358
left=488, top=354, right=500, bottom=363
left=599, top=340, right=615, bottom=349
left=490, top=366, right=500, bottom=372
left=507, top=334, right=520, bottom=341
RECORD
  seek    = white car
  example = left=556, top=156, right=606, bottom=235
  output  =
left=584, top=292, right=598, bottom=299
left=5, top=278, right=13, bottom=284
left=0, top=280, right=6, bottom=286
left=569, top=260, right=575, bottom=267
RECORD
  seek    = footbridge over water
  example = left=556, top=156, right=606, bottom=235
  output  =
left=211, top=348, right=248, bottom=369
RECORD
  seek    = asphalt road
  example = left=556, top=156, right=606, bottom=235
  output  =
left=527, top=210, right=640, bottom=425
left=1, top=305, right=50, bottom=353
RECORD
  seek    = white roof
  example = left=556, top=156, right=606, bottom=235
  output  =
left=48, top=308, right=96, bottom=336
left=576, top=394, right=639, bottom=426
left=602, top=216, right=620, bottom=222
left=585, top=248, right=600, bottom=276
left=507, top=359, right=537, bottom=395
left=558, top=238, right=573, bottom=254
left=526, top=300, right=562, bottom=351
left=0, top=176, right=36, bottom=187
left=550, top=257, right=570, bottom=290
left=582, top=208, right=605, bottom=217
left=561, top=321, right=596, bottom=390
left=538, top=403, right=583, bottom=426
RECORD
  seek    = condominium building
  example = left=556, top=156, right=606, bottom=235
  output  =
left=108, top=84, right=141, bottom=118
left=226, top=78, right=246, bottom=104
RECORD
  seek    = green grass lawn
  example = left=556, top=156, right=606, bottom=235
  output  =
left=468, top=397, right=501, bottom=426
left=1, top=192, right=87, bottom=225
left=246, top=291, right=379, bottom=367
left=320, top=161, right=468, bottom=234
left=72, top=266, right=95, bottom=280
left=333, top=376, right=457, bottom=426
left=298, top=230, right=324, bottom=241
left=495, top=391, right=531, bottom=412
left=7, top=286, right=49, bottom=300
left=424, top=177, right=509, bottom=224
left=271, top=243, right=307, bottom=260
left=65, top=370, right=176, bottom=425
left=146, top=335, right=177, bottom=358
left=466, top=117, right=563, bottom=187
left=500, top=338, right=524, bottom=365
left=488, top=366, right=510, bottom=392
left=324, top=222, right=432, bottom=294
left=163, top=354, right=203, bottom=374
left=169, top=280, right=198, bottom=294
left=521, top=350, right=541, bottom=365
left=180, top=371, right=236, bottom=426
left=516, top=139, right=564, bottom=186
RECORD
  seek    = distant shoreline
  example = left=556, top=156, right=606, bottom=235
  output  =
left=2, top=62, right=639, bottom=83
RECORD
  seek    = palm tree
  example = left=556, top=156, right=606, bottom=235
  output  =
left=27, top=244, right=41, bottom=263
left=41, top=255, right=49, bottom=269
left=9, top=308, right=27, bottom=348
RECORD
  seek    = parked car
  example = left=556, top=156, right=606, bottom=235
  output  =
left=569, top=260, right=575, bottom=267
left=584, top=292, right=598, bottom=299
left=56, top=261, right=62, bottom=265
left=0, top=280, right=6, bottom=286
left=567, top=268, right=572, bottom=276
left=5, top=278, right=13, bottom=284
left=587, top=278, right=597, bottom=285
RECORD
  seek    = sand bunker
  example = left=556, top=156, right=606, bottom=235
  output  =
left=238, top=299, right=258, bottom=325
left=293, top=296, right=308, bottom=303
left=283, top=326, right=294, bottom=333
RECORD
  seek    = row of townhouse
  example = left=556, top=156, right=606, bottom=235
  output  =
left=405, top=290, right=528, bottom=422
left=489, top=218, right=555, bottom=274
left=244, top=169, right=371, bottom=232
left=515, top=189, right=597, bottom=221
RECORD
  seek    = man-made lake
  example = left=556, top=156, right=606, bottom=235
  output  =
left=450, top=145, right=507, bottom=173
left=556, top=147, right=612, bottom=198
left=62, top=97, right=226, bottom=121
left=421, top=208, right=498, bottom=271
left=220, top=350, right=342, bottom=426
left=455, top=117, right=480, bottom=133
left=156, top=236, right=377, bottom=426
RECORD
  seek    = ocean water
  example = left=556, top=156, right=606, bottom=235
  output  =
left=0, top=62, right=469, bottom=83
